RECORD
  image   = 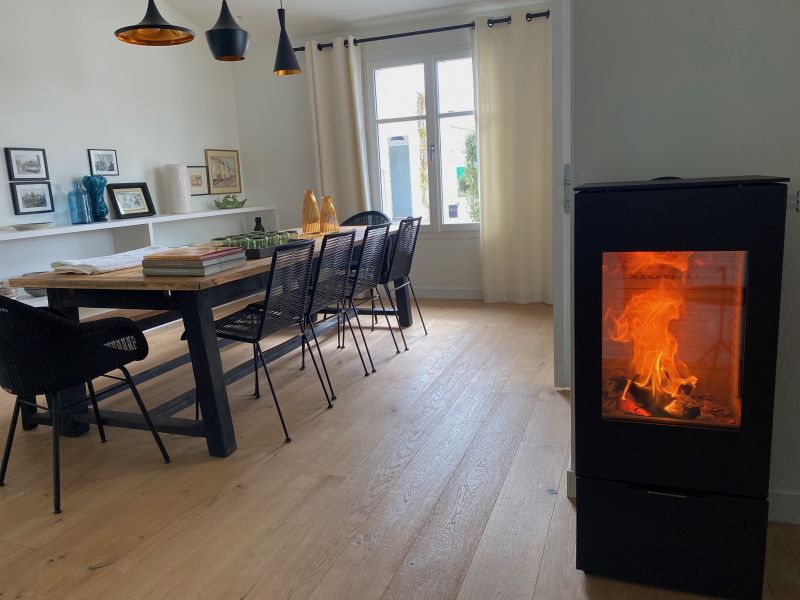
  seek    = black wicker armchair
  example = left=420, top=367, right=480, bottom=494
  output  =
left=0, top=296, right=169, bottom=514
left=340, top=211, right=391, bottom=227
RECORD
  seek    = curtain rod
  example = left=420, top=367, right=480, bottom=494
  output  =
left=293, top=10, right=550, bottom=52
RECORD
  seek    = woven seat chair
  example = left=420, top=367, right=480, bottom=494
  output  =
left=0, top=296, right=170, bottom=514
left=340, top=211, right=391, bottom=227
left=213, top=240, right=327, bottom=443
left=339, top=223, right=403, bottom=373
left=298, top=230, right=360, bottom=401
left=379, top=216, right=427, bottom=351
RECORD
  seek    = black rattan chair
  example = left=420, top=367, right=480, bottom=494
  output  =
left=340, top=211, right=391, bottom=227
left=213, top=240, right=327, bottom=443
left=341, top=223, right=402, bottom=373
left=0, top=297, right=170, bottom=514
left=300, top=231, right=358, bottom=401
left=379, top=217, right=427, bottom=351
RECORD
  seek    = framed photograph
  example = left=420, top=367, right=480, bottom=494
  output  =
left=187, top=165, right=210, bottom=196
left=205, top=149, right=242, bottom=194
left=4, top=148, right=49, bottom=180
left=106, top=183, right=156, bottom=219
left=10, top=182, right=54, bottom=215
left=88, top=149, right=119, bottom=176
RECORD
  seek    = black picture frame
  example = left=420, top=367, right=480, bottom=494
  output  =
left=10, top=181, right=54, bottom=215
left=87, top=148, right=120, bottom=176
left=187, top=165, right=210, bottom=196
left=106, top=182, right=156, bottom=219
left=4, top=147, right=49, bottom=181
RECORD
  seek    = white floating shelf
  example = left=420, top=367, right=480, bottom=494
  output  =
left=0, top=205, right=276, bottom=242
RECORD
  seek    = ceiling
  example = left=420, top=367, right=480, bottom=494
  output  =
left=166, top=0, right=522, bottom=37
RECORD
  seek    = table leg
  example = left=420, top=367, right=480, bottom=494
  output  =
left=393, top=276, right=414, bottom=328
left=175, top=291, right=237, bottom=458
left=25, top=291, right=90, bottom=437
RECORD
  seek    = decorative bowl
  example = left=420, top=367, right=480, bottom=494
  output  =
left=214, top=195, right=247, bottom=210
left=11, top=222, right=54, bottom=231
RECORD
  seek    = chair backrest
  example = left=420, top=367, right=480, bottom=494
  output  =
left=351, top=223, right=390, bottom=297
left=384, top=217, right=422, bottom=283
left=260, top=240, right=316, bottom=334
left=341, top=211, right=391, bottom=227
left=308, top=231, right=355, bottom=316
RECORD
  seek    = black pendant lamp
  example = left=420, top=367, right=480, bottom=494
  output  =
left=273, top=1, right=301, bottom=75
left=206, top=0, right=250, bottom=61
left=115, top=0, right=195, bottom=46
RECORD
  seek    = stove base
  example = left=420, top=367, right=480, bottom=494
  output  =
left=576, top=477, right=768, bottom=599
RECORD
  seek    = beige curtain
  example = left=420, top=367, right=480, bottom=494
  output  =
left=305, top=36, right=370, bottom=219
left=474, top=12, right=553, bottom=304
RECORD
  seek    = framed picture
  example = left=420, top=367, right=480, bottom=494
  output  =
left=4, top=148, right=49, bottom=180
left=205, top=149, right=242, bottom=194
left=187, top=165, right=210, bottom=196
left=88, top=149, right=119, bottom=176
left=10, top=182, right=54, bottom=215
left=106, top=183, right=156, bottom=219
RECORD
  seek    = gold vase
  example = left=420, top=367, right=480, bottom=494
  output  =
left=319, top=195, right=339, bottom=234
left=301, top=189, right=321, bottom=234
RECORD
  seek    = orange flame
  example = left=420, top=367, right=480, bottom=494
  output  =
left=605, top=252, right=698, bottom=407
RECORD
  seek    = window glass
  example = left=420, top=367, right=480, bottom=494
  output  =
left=375, top=64, right=426, bottom=120
left=437, top=58, right=475, bottom=114
left=439, top=115, right=479, bottom=224
left=377, top=120, right=430, bottom=224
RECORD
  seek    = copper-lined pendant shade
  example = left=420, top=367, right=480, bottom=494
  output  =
left=206, top=0, right=249, bottom=61
left=115, top=0, right=195, bottom=46
left=273, top=5, right=301, bottom=75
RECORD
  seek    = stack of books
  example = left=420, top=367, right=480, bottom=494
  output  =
left=142, top=246, right=246, bottom=277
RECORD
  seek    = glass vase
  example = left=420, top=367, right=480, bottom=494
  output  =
left=319, top=195, right=339, bottom=234
left=68, top=179, right=93, bottom=224
left=301, top=189, right=320, bottom=234
left=82, top=175, right=109, bottom=222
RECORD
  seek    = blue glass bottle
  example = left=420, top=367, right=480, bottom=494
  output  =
left=68, top=179, right=93, bottom=224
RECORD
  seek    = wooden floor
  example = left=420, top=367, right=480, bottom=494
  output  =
left=0, top=300, right=797, bottom=599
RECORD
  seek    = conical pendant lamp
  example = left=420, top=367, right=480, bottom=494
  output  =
left=206, top=0, right=250, bottom=61
left=273, top=1, right=301, bottom=75
left=115, top=0, right=195, bottom=46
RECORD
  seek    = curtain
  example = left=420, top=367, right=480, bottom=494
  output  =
left=305, top=36, right=370, bottom=219
left=474, top=12, right=553, bottom=304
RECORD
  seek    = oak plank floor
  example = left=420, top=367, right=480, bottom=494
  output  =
left=0, top=301, right=797, bottom=599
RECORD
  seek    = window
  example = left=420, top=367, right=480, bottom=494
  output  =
left=367, top=52, right=479, bottom=230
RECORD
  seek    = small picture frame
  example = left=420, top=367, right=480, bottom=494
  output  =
left=88, top=149, right=119, bottom=176
left=187, top=165, right=210, bottom=196
left=106, top=182, right=156, bottom=219
left=4, top=148, right=49, bottom=180
left=205, top=149, right=242, bottom=195
left=10, top=181, right=54, bottom=215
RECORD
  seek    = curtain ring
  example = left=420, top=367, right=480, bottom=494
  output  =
left=344, top=39, right=349, bottom=48
left=317, top=42, right=324, bottom=51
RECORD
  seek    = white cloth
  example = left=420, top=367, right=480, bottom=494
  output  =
left=305, top=36, right=370, bottom=219
left=474, top=12, right=553, bottom=304
left=51, top=247, right=171, bottom=275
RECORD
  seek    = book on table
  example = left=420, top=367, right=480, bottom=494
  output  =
left=142, top=246, right=245, bottom=269
left=142, top=257, right=246, bottom=277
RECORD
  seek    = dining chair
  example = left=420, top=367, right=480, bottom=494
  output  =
left=379, top=216, right=427, bottom=351
left=0, top=296, right=170, bottom=514
left=299, top=230, right=357, bottom=401
left=212, top=240, right=327, bottom=443
left=340, top=211, right=391, bottom=227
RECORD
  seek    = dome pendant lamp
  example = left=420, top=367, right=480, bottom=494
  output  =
left=206, top=0, right=250, bottom=61
left=273, top=1, right=301, bottom=75
left=115, top=0, right=195, bottom=46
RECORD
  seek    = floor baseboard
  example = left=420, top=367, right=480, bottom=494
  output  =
left=769, top=490, right=800, bottom=524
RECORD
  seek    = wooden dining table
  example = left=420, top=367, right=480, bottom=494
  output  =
left=9, top=225, right=408, bottom=458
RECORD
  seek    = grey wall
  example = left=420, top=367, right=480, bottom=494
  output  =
left=572, top=0, right=800, bottom=522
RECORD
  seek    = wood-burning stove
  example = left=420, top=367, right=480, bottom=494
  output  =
left=573, top=176, right=788, bottom=599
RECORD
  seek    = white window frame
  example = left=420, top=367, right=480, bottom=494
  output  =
left=365, top=46, right=479, bottom=233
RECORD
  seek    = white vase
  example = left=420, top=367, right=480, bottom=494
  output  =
left=164, top=164, right=192, bottom=214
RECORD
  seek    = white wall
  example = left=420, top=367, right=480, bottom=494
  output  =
left=0, top=0, right=241, bottom=225
left=572, top=0, right=800, bottom=523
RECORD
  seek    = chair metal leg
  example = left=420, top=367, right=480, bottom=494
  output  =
left=86, top=381, right=106, bottom=443
left=336, top=302, right=342, bottom=349
left=350, top=299, right=377, bottom=373
left=408, top=281, right=428, bottom=335
left=369, top=288, right=376, bottom=331
left=344, top=303, right=370, bottom=377
left=121, top=367, right=170, bottom=464
left=376, top=286, right=402, bottom=354
left=253, top=344, right=261, bottom=399
left=257, top=344, right=291, bottom=443
left=299, top=325, right=332, bottom=409
left=0, top=398, right=20, bottom=487
left=300, top=322, right=307, bottom=371
left=383, top=284, right=409, bottom=352
left=50, top=395, right=61, bottom=514
left=309, top=322, right=336, bottom=401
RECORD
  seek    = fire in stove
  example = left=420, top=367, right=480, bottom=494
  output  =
left=601, top=250, right=746, bottom=428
